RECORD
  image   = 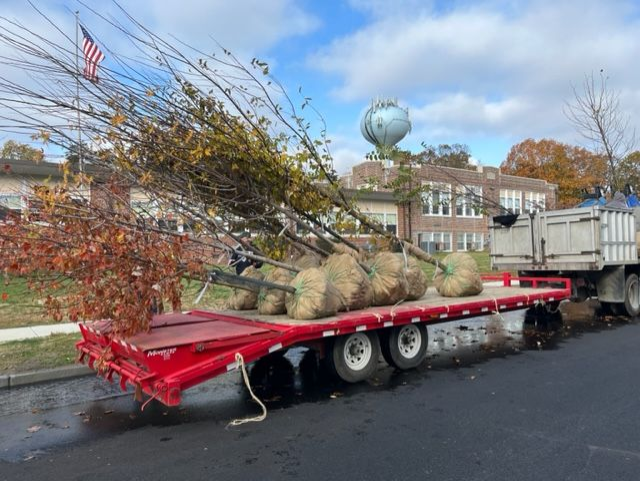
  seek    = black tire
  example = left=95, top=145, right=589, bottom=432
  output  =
left=381, top=324, right=428, bottom=370
left=326, top=331, right=380, bottom=383
left=624, top=273, right=640, bottom=317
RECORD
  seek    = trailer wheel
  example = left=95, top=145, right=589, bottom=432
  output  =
left=624, top=273, right=640, bottom=317
left=327, top=331, right=380, bottom=383
left=381, top=324, right=428, bottom=370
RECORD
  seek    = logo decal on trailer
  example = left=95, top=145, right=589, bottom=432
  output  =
left=147, top=347, right=177, bottom=360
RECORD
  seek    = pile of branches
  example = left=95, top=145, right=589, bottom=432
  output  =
left=0, top=5, right=482, bottom=336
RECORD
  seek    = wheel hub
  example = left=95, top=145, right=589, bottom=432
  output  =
left=343, top=333, right=372, bottom=371
left=397, top=325, right=422, bottom=358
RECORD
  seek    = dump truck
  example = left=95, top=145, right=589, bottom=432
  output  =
left=490, top=205, right=640, bottom=316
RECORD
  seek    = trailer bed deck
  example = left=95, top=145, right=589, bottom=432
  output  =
left=76, top=274, right=570, bottom=406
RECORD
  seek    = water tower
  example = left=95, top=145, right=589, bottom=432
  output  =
left=360, top=97, right=411, bottom=164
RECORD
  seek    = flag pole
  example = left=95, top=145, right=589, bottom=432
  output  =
left=75, top=11, right=83, bottom=175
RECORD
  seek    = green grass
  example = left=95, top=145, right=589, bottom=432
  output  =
left=0, top=276, right=55, bottom=328
left=0, top=333, right=82, bottom=374
left=181, top=278, right=232, bottom=311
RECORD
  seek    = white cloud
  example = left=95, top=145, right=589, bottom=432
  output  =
left=103, top=0, right=319, bottom=55
left=326, top=133, right=370, bottom=175
left=310, top=0, right=640, bottom=149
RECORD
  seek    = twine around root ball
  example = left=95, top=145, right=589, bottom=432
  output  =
left=285, top=267, right=341, bottom=320
left=433, top=253, right=483, bottom=297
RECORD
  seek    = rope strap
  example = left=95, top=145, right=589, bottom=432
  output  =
left=491, top=297, right=505, bottom=322
left=227, top=353, right=267, bottom=427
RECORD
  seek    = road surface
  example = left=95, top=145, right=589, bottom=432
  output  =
left=1, top=302, right=639, bottom=480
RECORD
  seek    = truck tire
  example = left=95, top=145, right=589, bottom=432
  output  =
left=624, top=273, right=640, bottom=317
left=380, top=324, right=428, bottom=370
left=327, top=331, right=380, bottom=383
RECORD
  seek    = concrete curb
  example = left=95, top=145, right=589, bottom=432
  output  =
left=1, top=364, right=93, bottom=389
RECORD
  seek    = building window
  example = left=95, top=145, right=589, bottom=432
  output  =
left=524, top=192, right=546, bottom=213
left=385, top=213, right=397, bottom=235
left=456, top=186, right=483, bottom=217
left=457, top=232, right=484, bottom=251
left=419, top=232, right=452, bottom=252
left=0, top=193, right=23, bottom=210
left=500, top=189, right=522, bottom=214
left=360, top=212, right=397, bottom=235
left=422, top=182, right=451, bottom=216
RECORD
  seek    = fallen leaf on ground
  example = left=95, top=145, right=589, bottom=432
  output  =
left=27, top=425, right=41, bottom=433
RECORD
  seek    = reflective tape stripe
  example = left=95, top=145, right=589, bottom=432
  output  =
left=356, top=325, right=367, bottom=332
left=462, top=310, right=470, bottom=315
left=323, top=330, right=335, bottom=337
left=411, top=317, right=420, bottom=323
left=268, top=343, right=283, bottom=353
left=226, top=362, right=238, bottom=372
left=481, top=307, right=489, bottom=312
left=384, top=321, right=393, bottom=328
left=440, top=313, right=448, bottom=319
left=517, top=302, right=523, bottom=307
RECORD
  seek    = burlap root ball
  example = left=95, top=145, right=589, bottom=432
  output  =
left=285, top=267, right=342, bottom=320
left=433, top=252, right=483, bottom=297
left=258, top=268, right=295, bottom=315
left=292, top=253, right=322, bottom=270
left=330, top=242, right=363, bottom=262
left=367, top=252, right=409, bottom=306
left=323, top=253, right=373, bottom=311
left=227, top=266, right=264, bottom=310
left=400, top=254, right=428, bottom=300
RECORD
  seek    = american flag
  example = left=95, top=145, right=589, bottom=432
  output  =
left=80, top=25, right=105, bottom=82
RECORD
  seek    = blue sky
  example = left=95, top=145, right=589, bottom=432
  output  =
left=3, top=0, right=640, bottom=173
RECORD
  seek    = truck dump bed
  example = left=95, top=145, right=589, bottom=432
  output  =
left=491, top=206, right=638, bottom=271
left=77, top=274, right=570, bottom=407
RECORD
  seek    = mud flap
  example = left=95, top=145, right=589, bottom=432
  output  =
left=596, top=266, right=625, bottom=303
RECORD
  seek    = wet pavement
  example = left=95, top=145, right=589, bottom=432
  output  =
left=1, top=300, right=639, bottom=479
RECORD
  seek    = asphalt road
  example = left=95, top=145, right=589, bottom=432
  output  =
left=2, top=302, right=640, bottom=480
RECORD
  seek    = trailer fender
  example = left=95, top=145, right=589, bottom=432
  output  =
left=596, top=266, right=625, bottom=303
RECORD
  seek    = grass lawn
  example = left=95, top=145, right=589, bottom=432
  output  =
left=0, top=274, right=235, bottom=329
left=0, top=276, right=55, bottom=329
left=0, top=333, right=82, bottom=374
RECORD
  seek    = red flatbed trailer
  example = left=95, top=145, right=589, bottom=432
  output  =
left=76, top=274, right=570, bottom=407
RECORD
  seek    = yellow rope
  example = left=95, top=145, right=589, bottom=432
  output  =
left=227, top=352, right=267, bottom=427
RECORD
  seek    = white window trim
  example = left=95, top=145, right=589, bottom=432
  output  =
left=525, top=192, right=546, bottom=213
left=456, top=186, right=483, bottom=218
left=421, top=182, right=452, bottom=217
left=500, top=189, right=522, bottom=215
left=421, top=232, right=453, bottom=252
left=456, top=232, right=484, bottom=252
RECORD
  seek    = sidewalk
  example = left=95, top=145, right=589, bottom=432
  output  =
left=0, top=322, right=90, bottom=389
left=0, top=322, right=80, bottom=343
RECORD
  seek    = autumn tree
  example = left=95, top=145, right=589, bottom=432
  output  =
left=0, top=7, right=472, bottom=333
left=501, top=138, right=607, bottom=208
left=419, top=143, right=474, bottom=170
left=617, top=151, right=640, bottom=192
left=565, top=72, right=636, bottom=192
left=1, top=140, right=44, bottom=161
